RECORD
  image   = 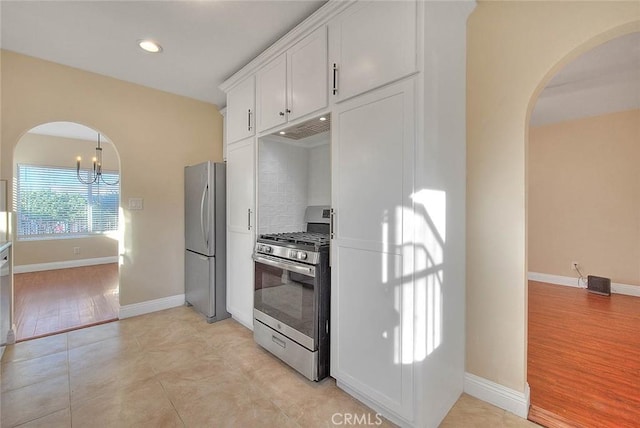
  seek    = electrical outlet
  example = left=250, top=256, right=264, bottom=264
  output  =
left=73, top=247, right=81, bottom=255
left=571, top=261, right=579, bottom=271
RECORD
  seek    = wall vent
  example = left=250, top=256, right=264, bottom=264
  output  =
left=587, top=275, right=611, bottom=296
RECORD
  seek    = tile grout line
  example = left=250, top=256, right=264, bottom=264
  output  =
left=156, top=374, right=187, bottom=427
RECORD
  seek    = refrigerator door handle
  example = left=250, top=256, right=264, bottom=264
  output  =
left=200, top=183, right=209, bottom=248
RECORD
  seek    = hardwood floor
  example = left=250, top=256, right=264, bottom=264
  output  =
left=528, top=281, right=640, bottom=428
left=14, top=264, right=119, bottom=342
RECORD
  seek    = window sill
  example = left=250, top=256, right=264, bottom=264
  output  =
left=17, top=233, right=115, bottom=242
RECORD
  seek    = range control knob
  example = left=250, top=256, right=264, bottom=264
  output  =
left=263, top=246, right=272, bottom=254
left=297, top=252, right=308, bottom=260
left=289, top=250, right=298, bottom=258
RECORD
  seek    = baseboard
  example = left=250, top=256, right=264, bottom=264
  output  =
left=230, top=312, right=254, bottom=331
left=119, top=294, right=185, bottom=319
left=463, top=372, right=530, bottom=418
left=14, top=256, right=119, bottom=274
left=335, top=380, right=409, bottom=428
left=610, top=282, right=640, bottom=297
left=528, top=272, right=640, bottom=297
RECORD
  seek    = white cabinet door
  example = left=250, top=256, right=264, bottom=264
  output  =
left=331, top=79, right=415, bottom=418
left=288, top=26, right=328, bottom=122
left=226, top=137, right=255, bottom=328
left=226, top=77, right=255, bottom=144
left=256, top=26, right=328, bottom=133
left=256, top=54, right=287, bottom=133
left=329, top=1, right=417, bottom=102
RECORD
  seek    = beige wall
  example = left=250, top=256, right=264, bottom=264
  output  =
left=13, top=133, right=120, bottom=266
left=1, top=50, right=223, bottom=306
left=467, top=2, right=639, bottom=392
left=529, top=109, right=640, bottom=286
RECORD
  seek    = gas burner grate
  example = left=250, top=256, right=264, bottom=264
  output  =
left=259, top=231, right=330, bottom=248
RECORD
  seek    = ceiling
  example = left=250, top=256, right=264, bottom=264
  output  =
left=28, top=121, right=113, bottom=144
left=531, top=32, right=640, bottom=127
left=1, top=2, right=636, bottom=123
left=0, top=0, right=326, bottom=108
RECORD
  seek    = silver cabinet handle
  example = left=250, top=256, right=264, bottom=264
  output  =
left=248, top=109, right=252, bottom=131
left=330, top=208, right=335, bottom=239
left=332, top=63, right=338, bottom=95
left=247, top=208, right=252, bottom=230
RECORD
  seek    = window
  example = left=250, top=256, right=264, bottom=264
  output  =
left=16, top=164, right=119, bottom=239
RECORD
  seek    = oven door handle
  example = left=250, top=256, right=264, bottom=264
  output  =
left=253, top=255, right=315, bottom=277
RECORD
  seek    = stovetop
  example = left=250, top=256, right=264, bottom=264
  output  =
left=258, top=231, right=330, bottom=249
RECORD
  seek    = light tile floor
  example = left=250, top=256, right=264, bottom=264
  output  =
left=1, top=306, right=539, bottom=427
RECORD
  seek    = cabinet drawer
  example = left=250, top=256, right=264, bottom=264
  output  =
left=254, top=318, right=318, bottom=381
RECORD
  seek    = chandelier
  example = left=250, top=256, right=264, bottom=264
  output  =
left=76, top=133, right=119, bottom=186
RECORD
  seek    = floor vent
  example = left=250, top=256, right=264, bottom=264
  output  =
left=587, top=275, right=611, bottom=296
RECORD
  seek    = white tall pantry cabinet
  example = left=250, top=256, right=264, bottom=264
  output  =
left=225, top=138, right=255, bottom=328
left=220, top=2, right=474, bottom=426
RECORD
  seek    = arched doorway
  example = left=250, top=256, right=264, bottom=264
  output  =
left=12, top=122, right=122, bottom=341
left=526, top=32, right=640, bottom=426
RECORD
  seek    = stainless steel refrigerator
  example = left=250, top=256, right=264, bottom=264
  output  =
left=185, top=161, right=229, bottom=323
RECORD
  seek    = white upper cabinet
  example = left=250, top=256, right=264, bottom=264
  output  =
left=257, top=26, right=328, bottom=133
left=287, top=26, right=328, bottom=122
left=329, top=1, right=417, bottom=102
left=256, top=54, right=288, bottom=132
left=226, top=76, right=255, bottom=144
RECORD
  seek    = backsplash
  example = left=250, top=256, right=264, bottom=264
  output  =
left=258, top=137, right=330, bottom=235
left=259, top=140, right=309, bottom=235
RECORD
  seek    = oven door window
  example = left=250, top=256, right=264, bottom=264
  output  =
left=254, top=261, right=316, bottom=339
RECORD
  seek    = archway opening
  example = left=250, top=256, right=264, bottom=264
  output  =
left=12, top=121, right=122, bottom=341
left=526, top=32, right=640, bottom=427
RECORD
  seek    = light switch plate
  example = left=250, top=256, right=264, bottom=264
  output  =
left=128, top=198, right=144, bottom=210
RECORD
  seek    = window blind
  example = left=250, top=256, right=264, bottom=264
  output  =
left=17, top=164, right=119, bottom=238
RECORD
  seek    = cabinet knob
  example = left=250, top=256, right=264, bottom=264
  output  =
left=279, top=112, right=285, bottom=116
left=286, top=109, right=291, bottom=114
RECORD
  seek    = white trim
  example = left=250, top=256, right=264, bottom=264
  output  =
left=528, top=272, right=640, bottom=297
left=336, top=380, right=409, bottom=428
left=118, top=294, right=185, bottom=319
left=527, top=272, right=581, bottom=288
left=611, top=282, right=640, bottom=297
left=464, top=373, right=530, bottom=418
left=230, top=312, right=254, bottom=331
left=14, top=256, right=119, bottom=274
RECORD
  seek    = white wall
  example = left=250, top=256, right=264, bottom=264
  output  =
left=307, top=143, right=331, bottom=206
left=258, top=134, right=330, bottom=235
left=258, top=139, right=309, bottom=235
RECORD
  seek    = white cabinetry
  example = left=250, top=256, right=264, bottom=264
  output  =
left=226, top=77, right=255, bottom=144
left=226, top=137, right=255, bottom=328
left=257, top=26, right=327, bottom=132
left=256, top=54, right=287, bottom=132
left=331, top=79, right=416, bottom=420
left=221, top=1, right=473, bottom=426
left=329, top=1, right=417, bottom=102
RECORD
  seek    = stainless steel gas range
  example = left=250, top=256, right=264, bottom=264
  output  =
left=252, top=206, right=331, bottom=381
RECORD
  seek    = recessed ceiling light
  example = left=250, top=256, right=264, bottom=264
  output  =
left=319, top=117, right=327, bottom=121
left=138, top=39, right=163, bottom=53
left=279, top=131, right=286, bottom=135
